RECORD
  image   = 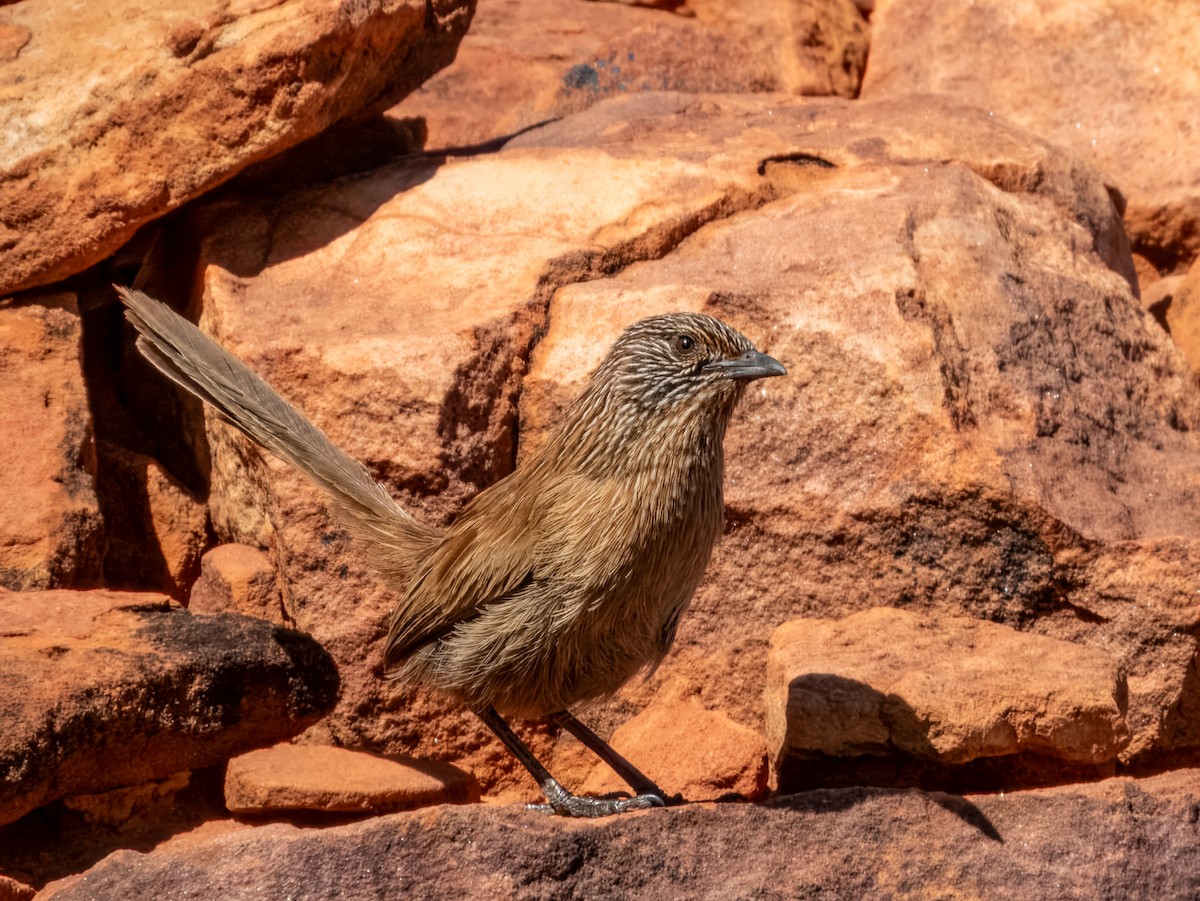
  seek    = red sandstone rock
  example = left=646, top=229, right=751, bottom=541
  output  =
left=765, top=609, right=1129, bottom=792
left=860, top=0, right=1200, bottom=276
left=0, top=295, right=102, bottom=591
left=0, top=0, right=475, bottom=296
left=1141, top=272, right=1179, bottom=331
left=188, top=543, right=281, bottom=621
left=0, top=589, right=338, bottom=828
left=0, top=875, right=34, bottom=901
left=59, top=772, right=194, bottom=830
left=224, top=744, right=478, bottom=815
left=95, top=442, right=208, bottom=599
left=165, top=91, right=1200, bottom=795
left=391, top=0, right=867, bottom=148
left=0, top=769, right=234, bottom=893
left=1165, top=255, right=1200, bottom=371
left=32, top=771, right=1200, bottom=900
left=686, top=0, right=868, bottom=96
left=513, top=93, right=1195, bottom=770
left=578, top=696, right=768, bottom=802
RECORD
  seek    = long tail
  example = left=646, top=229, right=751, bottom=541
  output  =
left=117, top=286, right=438, bottom=571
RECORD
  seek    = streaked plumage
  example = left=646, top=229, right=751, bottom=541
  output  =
left=118, top=287, right=784, bottom=816
left=388, top=314, right=761, bottom=716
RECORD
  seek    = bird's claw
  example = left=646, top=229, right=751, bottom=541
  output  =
left=528, top=792, right=666, bottom=818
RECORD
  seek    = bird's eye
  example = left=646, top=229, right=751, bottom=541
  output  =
left=672, top=334, right=695, bottom=354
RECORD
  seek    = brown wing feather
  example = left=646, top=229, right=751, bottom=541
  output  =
left=383, top=473, right=541, bottom=669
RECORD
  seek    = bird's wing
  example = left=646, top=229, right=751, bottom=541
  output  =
left=383, top=475, right=541, bottom=670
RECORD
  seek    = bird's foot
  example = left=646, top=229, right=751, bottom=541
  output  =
left=531, top=783, right=666, bottom=818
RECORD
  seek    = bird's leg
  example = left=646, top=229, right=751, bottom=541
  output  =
left=475, top=706, right=665, bottom=818
left=548, top=709, right=683, bottom=806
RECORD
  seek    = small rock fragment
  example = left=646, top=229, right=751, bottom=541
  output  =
left=579, top=697, right=767, bottom=802
left=224, top=744, right=479, bottom=815
left=188, top=543, right=281, bottom=621
left=766, top=608, right=1130, bottom=791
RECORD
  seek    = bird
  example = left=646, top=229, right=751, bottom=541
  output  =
left=117, top=286, right=786, bottom=817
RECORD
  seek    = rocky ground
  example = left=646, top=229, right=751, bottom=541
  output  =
left=2, top=0, right=1200, bottom=897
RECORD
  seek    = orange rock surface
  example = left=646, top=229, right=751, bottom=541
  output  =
left=4, top=0, right=1200, bottom=894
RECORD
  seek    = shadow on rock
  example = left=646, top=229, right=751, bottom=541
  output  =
left=765, top=785, right=1003, bottom=844
left=773, top=673, right=1118, bottom=799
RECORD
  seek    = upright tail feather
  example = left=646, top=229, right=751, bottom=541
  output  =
left=117, top=286, right=438, bottom=571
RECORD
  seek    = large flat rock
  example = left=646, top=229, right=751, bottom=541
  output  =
left=34, top=771, right=1200, bottom=900
left=513, top=93, right=1199, bottom=775
left=860, top=0, right=1200, bottom=277
left=392, top=0, right=868, bottom=148
left=0, top=0, right=475, bottom=295
left=0, top=589, right=339, bottom=827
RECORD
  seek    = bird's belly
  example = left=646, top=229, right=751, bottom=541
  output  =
left=413, top=466, right=725, bottom=718
left=431, top=532, right=715, bottom=718
left=472, top=591, right=693, bottom=718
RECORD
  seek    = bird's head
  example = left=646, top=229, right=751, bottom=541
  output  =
left=591, top=312, right=786, bottom=418
left=549, top=312, right=786, bottom=474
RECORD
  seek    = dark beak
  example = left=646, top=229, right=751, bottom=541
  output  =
left=707, top=349, right=787, bottom=382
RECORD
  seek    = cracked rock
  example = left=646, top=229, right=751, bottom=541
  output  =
left=0, top=589, right=339, bottom=827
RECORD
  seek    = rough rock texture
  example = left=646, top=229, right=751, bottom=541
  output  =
left=1142, top=272, right=1179, bottom=330
left=1165, top=255, right=1200, bottom=370
left=0, top=0, right=476, bottom=296
left=58, top=772, right=195, bottom=829
left=766, top=609, right=1129, bottom=792
left=0, top=876, right=34, bottom=901
left=94, top=442, right=208, bottom=599
left=576, top=696, right=768, bottom=802
left=860, top=0, right=1200, bottom=276
left=171, top=91, right=1200, bottom=797
left=35, top=771, right=1200, bottom=900
left=0, top=589, right=339, bottom=828
left=513, top=93, right=1197, bottom=774
left=0, top=767, right=231, bottom=893
left=685, top=0, right=869, bottom=96
left=0, top=295, right=102, bottom=591
left=224, top=744, right=478, bottom=814
left=188, top=543, right=282, bottom=620
left=391, top=0, right=868, bottom=148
